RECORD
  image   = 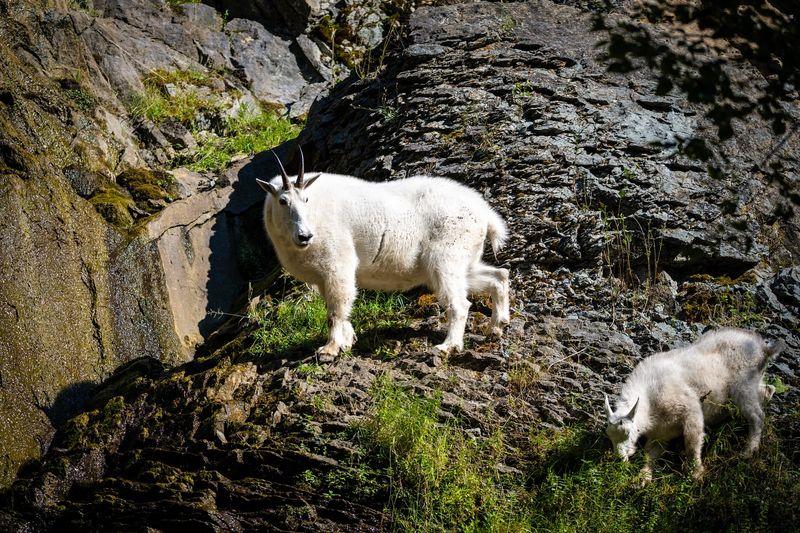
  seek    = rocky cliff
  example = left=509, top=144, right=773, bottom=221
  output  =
left=0, top=0, right=798, bottom=530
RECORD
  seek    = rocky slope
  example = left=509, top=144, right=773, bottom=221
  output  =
left=0, top=0, right=798, bottom=530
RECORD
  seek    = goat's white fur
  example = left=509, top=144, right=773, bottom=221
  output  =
left=257, top=157, right=510, bottom=356
left=604, top=328, right=783, bottom=482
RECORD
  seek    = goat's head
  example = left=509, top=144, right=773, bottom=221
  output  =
left=256, top=147, right=321, bottom=248
left=604, top=393, right=640, bottom=460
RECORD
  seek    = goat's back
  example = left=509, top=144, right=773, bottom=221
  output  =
left=294, top=173, right=505, bottom=246
left=623, top=328, right=773, bottom=408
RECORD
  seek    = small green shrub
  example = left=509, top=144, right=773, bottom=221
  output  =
left=129, top=87, right=220, bottom=127
left=248, top=289, right=328, bottom=355
left=128, top=68, right=223, bottom=127
left=143, top=68, right=214, bottom=89
left=166, top=0, right=200, bottom=7
left=65, top=87, right=97, bottom=113
left=682, top=276, right=766, bottom=328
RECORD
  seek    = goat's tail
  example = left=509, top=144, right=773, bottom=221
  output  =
left=487, top=209, right=508, bottom=255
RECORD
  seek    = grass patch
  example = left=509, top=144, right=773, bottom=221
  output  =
left=129, top=87, right=220, bottom=127
left=359, top=378, right=800, bottom=532
left=360, top=377, right=530, bottom=531
left=248, top=289, right=328, bottom=355
left=186, top=105, right=301, bottom=172
left=247, top=286, right=410, bottom=356
left=166, top=0, right=200, bottom=7
left=526, top=421, right=800, bottom=532
left=128, top=68, right=223, bottom=127
left=681, top=275, right=766, bottom=328
left=143, top=68, right=216, bottom=89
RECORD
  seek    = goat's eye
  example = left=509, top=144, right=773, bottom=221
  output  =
left=279, top=198, right=288, bottom=205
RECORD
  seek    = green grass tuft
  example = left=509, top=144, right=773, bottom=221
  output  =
left=129, top=87, right=220, bottom=127
left=361, top=377, right=527, bottom=532
left=187, top=105, right=301, bottom=172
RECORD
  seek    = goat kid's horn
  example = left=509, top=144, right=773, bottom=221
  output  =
left=603, top=393, right=613, bottom=418
left=625, top=397, right=640, bottom=420
left=295, top=146, right=306, bottom=188
left=271, top=150, right=291, bottom=190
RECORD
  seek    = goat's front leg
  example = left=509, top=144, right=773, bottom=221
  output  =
left=318, top=275, right=357, bottom=359
left=434, top=276, right=470, bottom=354
left=640, top=439, right=665, bottom=485
left=683, top=408, right=706, bottom=479
left=736, top=389, right=766, bottom=458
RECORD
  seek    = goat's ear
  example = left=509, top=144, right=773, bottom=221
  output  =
left=256, top=178, right=278, bottom=195
left=625, top=397, right=640, bottom=420
left=302, top=173, right=322, bottom=189
left=604, top=393, right=613, bottom=419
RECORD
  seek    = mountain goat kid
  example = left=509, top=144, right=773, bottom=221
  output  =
left=604, top=328, right=783, bottom=482
left=256, top=149, right=510, bottom=357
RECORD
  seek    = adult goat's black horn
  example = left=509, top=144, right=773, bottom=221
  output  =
left=296, top=146, right=306, bottom=188
left=271, top=150, right=291, bottom=189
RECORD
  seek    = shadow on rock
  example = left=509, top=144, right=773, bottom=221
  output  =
left=197, top=143, right=302, bottom=346
left=38, top=381, right=97, bottom=430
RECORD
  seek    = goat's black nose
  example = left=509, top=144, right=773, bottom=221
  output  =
left=298, top=233, right=313, bottom=243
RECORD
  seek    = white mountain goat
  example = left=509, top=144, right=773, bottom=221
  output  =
left=604, top=328, right=783, bottom=482
left=256, top=148, right=510, bottom=356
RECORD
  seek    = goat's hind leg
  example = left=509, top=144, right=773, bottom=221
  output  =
left=468, top=263, right=510, bottom=337
left=734, top=387, right=766, bottom=457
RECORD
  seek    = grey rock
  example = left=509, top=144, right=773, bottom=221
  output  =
left=226, top=18, right=317, bottom=108
left=169, top=167, right=206, bottom=199
left=178, top=3, right=223, bottom=30
left=63, top=165, right=106, bottom=198
left=158, top=118, right=197, bottom=150
left=772, top=267, right=800, bottom=309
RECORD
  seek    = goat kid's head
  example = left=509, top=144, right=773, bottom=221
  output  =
left=257, top=148, right=321, bottom=248
left=604, top=393, right=640, bottom=460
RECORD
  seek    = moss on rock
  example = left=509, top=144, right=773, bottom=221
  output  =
left=116, top=168, right=178, bottom=213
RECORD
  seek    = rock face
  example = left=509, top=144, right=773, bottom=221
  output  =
left=0, top=0, right=321, bottom=486
left=0, top=1, right=187, bottom=487
left=1, top=1, right=797, bottom=529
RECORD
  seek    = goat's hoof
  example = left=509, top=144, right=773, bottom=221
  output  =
left=741, top=447, right=758, bottom=459
left=638, top=473, right=653, bottom=487
left=691, top=465, right=705, bottom=480
left=481, top=323, right=504, bottom=338
left=764, top=384, right=776, bottom=401
left=316, top=344, right=339, bottom=362
left=434, top=342, right=460, bottom=354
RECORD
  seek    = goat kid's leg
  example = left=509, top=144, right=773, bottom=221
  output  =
left=683, top=408, right=706, bottom=479
left=761, top=383, right=776, bottom=402
left=639, top=440, right=665, bottom=485
left=317, top=277, right=357, bottom=358
left=433, top=275, right=470, bottom=354
left=468, top=264, right=510, bottom=337
left=736, top=389, right=766, bottom=457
